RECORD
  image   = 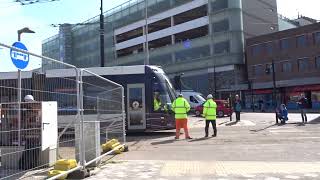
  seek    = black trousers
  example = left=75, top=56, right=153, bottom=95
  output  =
left=19, top=138, right=40, bottom=170
left=205, top=120, right=217, bottom=136
left=300, top=109, right=307, bottom=122
left=235, top=111, right=241, bottom=121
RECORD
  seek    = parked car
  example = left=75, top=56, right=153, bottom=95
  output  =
left=195, top=100, right=232, bottom=118
left=176, top=90, right=206, bottom=110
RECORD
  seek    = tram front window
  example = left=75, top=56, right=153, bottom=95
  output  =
left=153, top=82, right=174, bottom=112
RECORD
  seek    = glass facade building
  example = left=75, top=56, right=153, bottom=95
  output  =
left=42, top=0, right=278, bottom=96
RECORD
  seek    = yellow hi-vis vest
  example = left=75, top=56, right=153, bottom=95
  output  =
left=154, top=98, right=161, bottom=111
left=172, top=97, right=190, bottom=119
left=203, top=99, right=217, bottom=120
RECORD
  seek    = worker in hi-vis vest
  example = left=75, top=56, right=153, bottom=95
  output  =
left=203, top=94, right=217, bottom=137
left=172, top=94, right=192, bottom=139
left=153, top=92, right=161, bottom=112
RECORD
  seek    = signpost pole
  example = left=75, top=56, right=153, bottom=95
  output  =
left=18, top=69, right=21, bottom=146
left=11, top=41, right=31, bottom=146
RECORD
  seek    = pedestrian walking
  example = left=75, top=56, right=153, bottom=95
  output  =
left=203, top=94, right=217, bottom=137
left=297, top=94, right=308, bottom=123
left=172, top=94, right=192, bottom=139
left=234, top=94, right=242, bottom=122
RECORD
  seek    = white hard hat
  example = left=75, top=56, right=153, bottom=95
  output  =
left=207, top=94, right=213, bottom=99
left=24, top=95, right=34, bottom=102
left=178, top=94, right=183, bottom=97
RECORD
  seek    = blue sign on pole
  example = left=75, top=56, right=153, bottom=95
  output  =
left=183, top=39, right=192, bottom=49
left=10, top=42, right=29, bottom=70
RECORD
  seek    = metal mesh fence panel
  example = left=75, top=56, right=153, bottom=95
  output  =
left=0, top=43, right=80, bottom=179
left=79, top=69, right=125, bottom=168
left=0, top=43, right=126, bottom=179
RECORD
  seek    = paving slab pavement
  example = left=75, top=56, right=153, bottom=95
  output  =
left=88, top=160, right=320, bottom=180
left=87, top=113, right=320, bottom=179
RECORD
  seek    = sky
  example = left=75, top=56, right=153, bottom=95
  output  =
left=0, top=0, right=319, bottom=72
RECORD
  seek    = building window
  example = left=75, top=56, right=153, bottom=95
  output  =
left=116, top=44, right=144, bottom=58
left=148, top=18, right=171, bottom=33
left=254, top=65, right=263, bottom=76
left=280, top=38, right=290, bottom=50
left=174, top=5, right=207, bottom=25
left=149, top=36, right=172, bottom=50
left=214, top=41, right=230, bottom=54
left=266, top=63, right=276, bottom=73
left=316, top=56, right=320, bottom=69
left=314, top=32, right=320, bottom=45
left=252, top=44, right=261, bottom=56
left=175, top=26, right=209, bottom=43
left=298, top=58, right=310, bottom=72
left=266, top=42, right=273, bottom=55
left=282, top=61, right=292, bottom=72
left=297, top=35, right=307, bottom=47
left=116, top=27, right=143, bottom=43
left=212, top=19, right=229, bottom=33
left=212, top=0, right=228, bottom=12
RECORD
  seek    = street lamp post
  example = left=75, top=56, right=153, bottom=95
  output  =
left=266, top=59, right=277, bottom=122
left=174, top=73, right=184, bottom=94
left=18, top=27, right=35, bottom=41
left=100, top=0, right=105, bottom=67
left=144, top=0, right=150, bottom=65
left=17, top=27, right=35, bottom=146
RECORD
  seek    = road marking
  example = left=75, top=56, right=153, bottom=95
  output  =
left=285, top=175, right=300, bottom=179
left=242, top=174, right=256, bottom=178
left=139, top=174, right=152, bottom=179
left=241, top=120, right=256, bottom=126
left=304, top=173, right=318, bottom=177
left=269, top=127, right=303, bottom=133
left=265, top=177, right=280, bottom=180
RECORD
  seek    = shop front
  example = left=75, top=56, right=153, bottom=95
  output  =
left=243, top=84, right=320, bottom=112
left=284, top=84, right=320, bottom=110
left=243, top=89, right=281, bottom=112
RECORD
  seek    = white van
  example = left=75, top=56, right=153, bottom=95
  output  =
left=176, top=90, right=206, bottom=109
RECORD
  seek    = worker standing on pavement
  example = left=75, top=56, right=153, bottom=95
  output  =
left=172, top=94, right=192, bottom=140
left=203, top=94, right=217, bottom=137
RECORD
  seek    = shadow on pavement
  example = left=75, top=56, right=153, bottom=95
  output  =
left=295, top=123, right=306, bottom=126
left=308, top=116, right=320, bottom=124
left=151, top=139, right=175, bottom=145
left=219, top=120, right=231, bottom=125
left=126, top=132, right=176, bottom=142
left=250, top=123, right=277, bottom=132
left=225, top=121, right=239, bottom=126
left=188, top=137, right=211, bottom=142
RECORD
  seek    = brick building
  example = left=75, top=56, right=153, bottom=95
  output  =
left=246, top=22, right=320, bottom=111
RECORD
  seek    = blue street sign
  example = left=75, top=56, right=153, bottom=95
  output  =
left=10, top=42, right=29, bottom=70
left=183, top=39, right=192, bottom=49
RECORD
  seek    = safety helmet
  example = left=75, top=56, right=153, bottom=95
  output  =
left=207, top=94, right=213, bottom=99
left=24, top=95, right=34, bottom=102
left=178, top=94, right=183, bottom=97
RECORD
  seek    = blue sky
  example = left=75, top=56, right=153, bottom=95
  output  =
left=0, top=0, right=319, bottom=72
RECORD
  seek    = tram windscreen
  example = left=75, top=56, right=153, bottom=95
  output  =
left=152, top=73, right=176, bottom=111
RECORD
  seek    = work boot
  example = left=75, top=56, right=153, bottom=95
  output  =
left=175, top=137, right=179, bottom=140
left=212, top=134, right=217, bottom=137
left=186, top=137, right=193, bottom=140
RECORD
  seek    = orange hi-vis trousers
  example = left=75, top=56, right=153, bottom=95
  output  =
left=175, top=118, right=190, bottom=138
